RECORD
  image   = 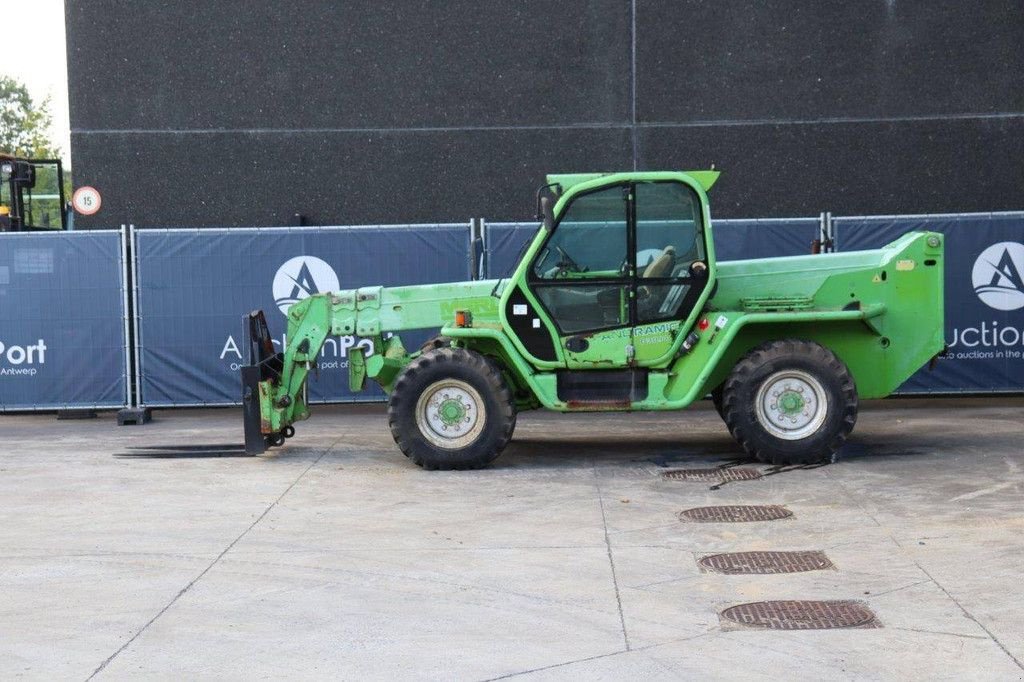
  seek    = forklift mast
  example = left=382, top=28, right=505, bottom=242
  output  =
left=0, top=154, right=67, bottom=231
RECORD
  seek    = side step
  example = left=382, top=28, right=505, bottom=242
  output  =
left=557, top=369, right=648, bottom=403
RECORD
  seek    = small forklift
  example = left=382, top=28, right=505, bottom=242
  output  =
left=241, top=170, right=945, bottom=469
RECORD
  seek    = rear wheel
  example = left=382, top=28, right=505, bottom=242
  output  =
left=388, top=348, right=516, bottom=470
left=722, top=340, right=857, bottom=465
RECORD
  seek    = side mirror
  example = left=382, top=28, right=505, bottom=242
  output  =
left=540, top=196, right=555, bottom=230
left=534, top=182, right=562, bottom=229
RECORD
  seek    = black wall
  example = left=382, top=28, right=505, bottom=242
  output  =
left=66, top=1, right=1024, bottom=228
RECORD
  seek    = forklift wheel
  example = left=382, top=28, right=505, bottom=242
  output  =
left=710, top=385, right=725, bottom=418
left=419, top=335, right=452, bottom=352
left=721, top=340, right=857, bottom=465
left=388, top=348, right=516, bottom=470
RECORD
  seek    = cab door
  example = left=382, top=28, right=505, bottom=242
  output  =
left=526, top=179, right=712, bottom=370
left=527, top=184, right=633, bottom=369
left=630, top=181, right=711, bottom=365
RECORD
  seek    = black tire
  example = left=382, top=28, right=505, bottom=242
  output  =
left=419, top=335, right=452, bottom=352
left=721, top=340, right=857, bottom=465
left=387, top=348, right=516, bottom=470
left=710, top=385, right=725, bottom=418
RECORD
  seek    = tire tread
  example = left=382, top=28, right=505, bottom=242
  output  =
left=721, top=339, right=857, bottom=465
left=387, top=348, right=515, bottom=470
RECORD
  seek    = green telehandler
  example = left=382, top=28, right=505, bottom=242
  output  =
left=241, top=171, right=945, bottom=468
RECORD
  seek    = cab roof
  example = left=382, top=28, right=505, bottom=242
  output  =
left=546, top=171, right=720, bottom=194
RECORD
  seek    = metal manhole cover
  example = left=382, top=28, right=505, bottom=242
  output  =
left=678, top=505, right=793, bottom=523
left=720, top=600, right=880, bottom=630
left=662, top=468, right=762, bottom=482
left=699, top=550, right=834, bottom=574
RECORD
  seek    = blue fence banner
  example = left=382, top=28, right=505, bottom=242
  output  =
left=835, top=212, right=1024, bottom=394
left=0, top=230, right=128, bottom=410
left=133, top=224, right=472, bottom=407
left=483, top=222, right=538, bottom=279
left=712, top=218, right=820, bottom=262
left=482, top=217, right=820, bottom=279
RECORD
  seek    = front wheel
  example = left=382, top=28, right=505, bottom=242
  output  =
left=722, top=340, right=857, bottom=465
left=710, top=385, right=725, bottom=418
left=387, top=348, right=516, bottom=470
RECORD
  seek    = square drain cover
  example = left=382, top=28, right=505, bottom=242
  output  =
left=678, top=505, right=793, bottom=523
left=721, top=600, right=880, bottom=630
left=662, top=468, right=762, bottom=482
left=699, top=550, right=834, bottom=574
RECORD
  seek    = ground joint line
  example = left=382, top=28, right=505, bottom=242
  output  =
left=86, top=442, right=338, bottom=680
left=594, top=466, right=631, bottom=652
left=914, top=563, right=1024, bottom=671
left=824, top=467, right=1024, bottom=672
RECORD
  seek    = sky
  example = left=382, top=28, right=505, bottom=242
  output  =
left=2, top=0, right=71, bottom=163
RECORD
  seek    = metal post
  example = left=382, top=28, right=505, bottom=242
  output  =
left=131, top=224, right=142, bottom=406
left=117, top=224, right=151, bottom=424
left=118, top=225, right=132, bottom=408
left=467, top=218, right=476, bottom=280
left=479, top=218, right=488, bottom=280
left=814, top=212, right=826, bottom=254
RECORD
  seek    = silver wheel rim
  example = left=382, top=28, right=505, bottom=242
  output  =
left=415, top=379, right=486, bottom=449
left=754, top=370, right=829, bottom=441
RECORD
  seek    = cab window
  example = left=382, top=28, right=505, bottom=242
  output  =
left=532, top=185, right=626, bottom=280
left=635, top=182, right=705, bottom=323
left=25, top=161, right=64, bottom=230
left=530, top=185, right=628, bottom=334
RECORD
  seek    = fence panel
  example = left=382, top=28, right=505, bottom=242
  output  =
left=834, top=212, right=1024, bottom=393
left=134, top=224, right=471, bottom=407
left=483, top=222, right=538, bottom=279
left=712, top=218, right=820, bottom=261
left=0, top=230, right=128, bottom=410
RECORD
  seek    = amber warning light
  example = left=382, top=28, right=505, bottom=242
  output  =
left=455, top=310, right=472, bottom=327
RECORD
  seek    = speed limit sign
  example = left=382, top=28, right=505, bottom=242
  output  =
left=72, top=186, right=102, bottom=215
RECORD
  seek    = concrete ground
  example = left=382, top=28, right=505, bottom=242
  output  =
left=2, top=398, right=1023, bottom=681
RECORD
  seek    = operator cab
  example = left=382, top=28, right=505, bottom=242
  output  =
left=0, top=154, right=67, bottom=232
left=505, top=172, right=717, bottom=399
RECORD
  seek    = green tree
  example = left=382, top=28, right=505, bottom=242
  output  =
left=0, top=75, right=61, bottom=158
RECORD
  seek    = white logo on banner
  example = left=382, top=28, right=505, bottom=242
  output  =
left=972, top=242, right=1024, bottom=311
left=272, top=256, right=340, bottom=315
left=0, top=338, right=47, bottom=376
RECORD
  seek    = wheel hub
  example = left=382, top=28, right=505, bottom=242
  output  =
left=778, top=390, right=805, bottom=415
left=415, top=380, right=486, bottom=449
left=755, top=370, right=828, bottom=441
left=437, top=396, right=469, bottom=427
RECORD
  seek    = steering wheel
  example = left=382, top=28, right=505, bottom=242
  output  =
left=555, top=245, right=584, bottom=273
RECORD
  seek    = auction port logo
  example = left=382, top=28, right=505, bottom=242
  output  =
left=973, top=242, right=1024, bottom=311
left=0, top=339, right=47, bottom=376
left=272, top=256, right=340, bottom=315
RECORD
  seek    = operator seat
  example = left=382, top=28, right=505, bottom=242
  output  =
left=638, top=245, right=677, bottom=318
left=642, top=245, right=676, bottom=278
